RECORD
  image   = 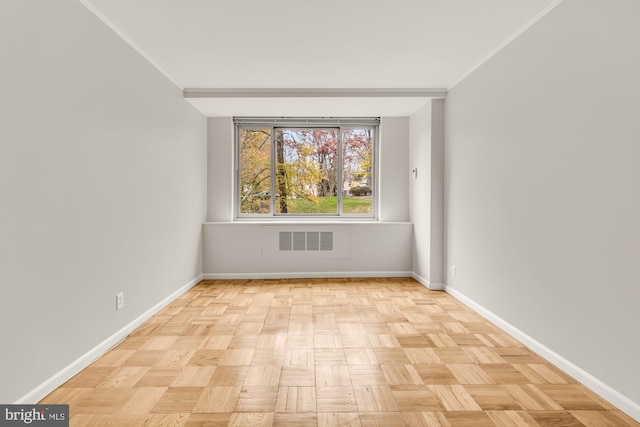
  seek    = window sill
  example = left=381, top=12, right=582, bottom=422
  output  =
left=203, top=220, right=411, bottom=226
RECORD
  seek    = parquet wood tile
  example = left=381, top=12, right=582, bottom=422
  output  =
left=463, top=385, right=521, bottom=411
left=486, top=410, right=541, bottom=427
left=389, top=386, right=442, bottom=412
left=62, top=367, right=117, bottom=388
left=397, top=335, right=436, bottom=348
left=40, top=278, right=638, bottom=426
left=133, top=367, right=181, bottom=387
left=186, top=413, right=232, bottom=426
left=570, top=409, right=640, bottom=427
left=250, top=349, right=285, bottom=366
left=317, top=412, right=361, bottom=427
left=403, top=348, right=441, bottom=364
left=414, top=364, right=459, bottom=385
left=39, top=387, right=93, bottom=408
left=314, top=349, right=346, bottom=365
left=273, top=412, right=317, bottom=426
left=171, top=366, right=217, bottom=387
left=316, top=386, right=358, bottom=413
left=244, top=365, right=282, bottom=387
left=528, top=410, right=585, bottom=427
left=283, top=348, right=315, bottom=366
left=228, top=412, right=274, bottom=427
left=234, top=386, right=278, bottom=412
left=207, top=366, right=247, bottom=386
left=345, top=349, right=378, bottom=365
left=192, top=386, right=241, bottom=413
left=514, top=363, right=574, bottom=385
left=535, top=384, right=609, bottom=410
left=316, top=365, right=351, bottom=386
left=348, top=366, right=387, bottom=386
left=151, top=387, right=204, bottom=413
left=480, top=364, right=531, bottom=384
left=279, top=366, right=316, bottom=387
left=427, top=385, right=481, bottom=411
left=502, top=384, right=564, bottom=411
left=443, top=411, right=496, bottom=427
left=359, top=412, right=408, bottom=427
left=118, top=387, right=167, bottom=414
left=446, top=364, right=494, bottom=385
left=374, top=348, right=410, bottom=365
left=462, top=347, right=506, bottom=364
left=353, top=385, right=398, bottom=412
left=285, top=335, right=314, bottom=349
left=381, top=364, right=423, bottom=386
left=96, top=366, right=147, bottom=388
left=170, top=336, right=207, bottom=350
left=276, top=386, right=317, bottom=413
left=72, top=388, right=138, bottom=414
left=156, top=349, right=196, bottom=368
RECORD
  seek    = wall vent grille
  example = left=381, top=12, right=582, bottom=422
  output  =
left=279, top=231, right=333, bottom=251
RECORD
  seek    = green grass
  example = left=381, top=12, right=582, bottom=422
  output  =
left=281, top=196, right=372, bottom=214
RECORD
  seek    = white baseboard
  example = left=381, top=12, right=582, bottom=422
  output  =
left=202, top=271, right=413, bottom=280
left=411, top=272, right=445, bottom=290
left=445, top=285, right=640, bottom=423
left=15, top=274, right=204, bottom=404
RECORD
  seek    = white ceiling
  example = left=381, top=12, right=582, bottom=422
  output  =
left=82, top=0, right=560, bottom=116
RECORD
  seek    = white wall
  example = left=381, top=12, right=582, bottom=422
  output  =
left=203, top=223, right=412, bottom=277
left=203, top=116, right=412, bottom=277
left=430, top=100, right=445, bottom=285
left=207, top=116, right=410, bottom=222
left=445, top=0, right=640, bottom=416
left=410, top=104, right=431, bottom=283
left=207, top=117, right=233, bottom=221
left=379, top=117, right=410, bottom=222
left=410, top=101, right=445, bottom=288
left=0, top=0, right=206, bottom=403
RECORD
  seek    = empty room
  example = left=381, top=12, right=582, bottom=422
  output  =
left=1, top=0, right=639, bottom=426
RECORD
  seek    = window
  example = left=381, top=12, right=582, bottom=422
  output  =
left=235, top=117, right=379, bottom=218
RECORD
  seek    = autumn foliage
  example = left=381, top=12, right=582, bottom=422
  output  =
left=239, top=127, right=373, bottom=215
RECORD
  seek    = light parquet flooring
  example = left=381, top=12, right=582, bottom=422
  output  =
left=41, top=278, right=638, bottom=426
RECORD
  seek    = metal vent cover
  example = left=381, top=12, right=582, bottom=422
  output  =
left=292, top=232, right=306, bottom=250
left=279, top=232, right=292, bottom=251
left=320, top=231, right=333, bottom=251
left=279, top=231, right=333, bottom=251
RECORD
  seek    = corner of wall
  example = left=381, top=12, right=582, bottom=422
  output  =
left=207, top=117, right=234, bottom=222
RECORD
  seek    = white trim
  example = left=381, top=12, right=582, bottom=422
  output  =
left=15, top=274, right=204, bottom=404
left=77, top=0, right=182, bottom=90
left=204, top=221, right=411, bottom=225
left=184, top=88, right=447, bottom=99
left=445, top=285, right=640, bottom=423
left=448, top=0, right=564, bottom=90
left=411, top=272, right=445, bottom=291
left=203, top=271, right=412, bottom=280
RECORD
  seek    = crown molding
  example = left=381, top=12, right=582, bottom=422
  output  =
left=184, top=88, right=447, bottom=99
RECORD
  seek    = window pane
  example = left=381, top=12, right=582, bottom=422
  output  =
left=275, top=128, right=338, bottom=214
left=342, top=128, right=374, bottom=214
left=239, top=128, right=271, bottom=214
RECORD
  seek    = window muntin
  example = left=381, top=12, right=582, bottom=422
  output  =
left=236, top=118, right=378, bottom=218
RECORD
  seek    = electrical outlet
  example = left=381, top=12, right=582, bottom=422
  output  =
left=116, top=292, right=124, bottom=310
left=451, top=265, right=457, bottom=277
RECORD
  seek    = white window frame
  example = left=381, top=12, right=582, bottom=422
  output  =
left=234, top=117, right=380, bottom=220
